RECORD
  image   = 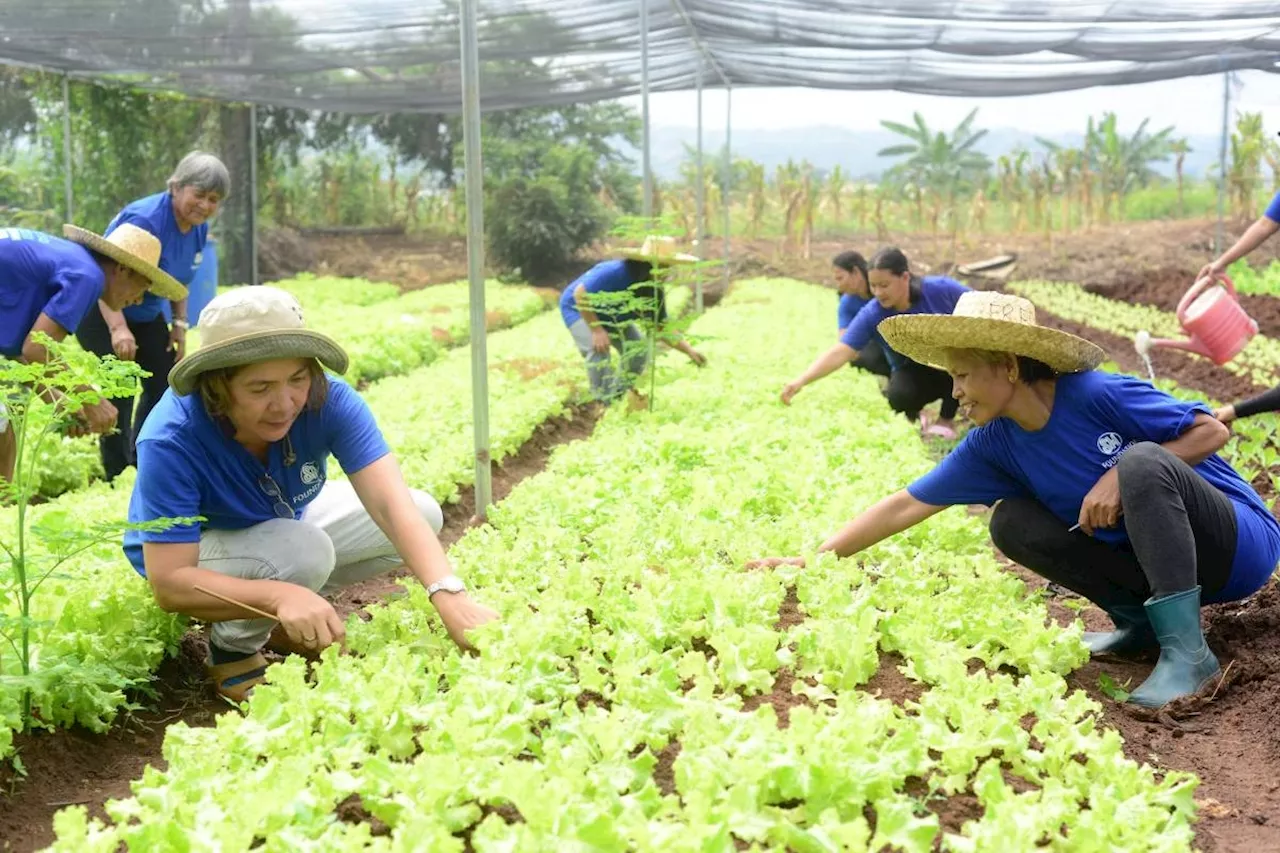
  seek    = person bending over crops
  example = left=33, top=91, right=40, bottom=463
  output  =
left=754, top=291, right=1280, bottom=709
left=561, top=235, right=706, bottom=408
left=76, top=151, right=228, bottom=483
left=124, top=286, right=499, bottom=702
left=0, top=224, right=188, bottom=481
left=1199, top=183, right=1280, bottom=282
left=782, top=247, right=968, bottom=439
left=832, top=250, right=890, bottom=377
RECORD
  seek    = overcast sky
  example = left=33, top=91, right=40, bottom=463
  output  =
left=623, top=69, right=1277, bottom=137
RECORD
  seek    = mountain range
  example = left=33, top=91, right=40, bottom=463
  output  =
left=628, top=125, right=1226, bottom=182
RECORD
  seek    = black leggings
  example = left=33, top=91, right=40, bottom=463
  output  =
left=989, top=442, right=1237, bottom=607
left=885, top=358, right=959, bottom=422
left=851, top=339, right=892, bottom=378
left=75, top=309, right=175, bottom=481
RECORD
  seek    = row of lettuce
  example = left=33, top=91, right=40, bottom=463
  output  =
left=48, top=279, right=1198, bottom=852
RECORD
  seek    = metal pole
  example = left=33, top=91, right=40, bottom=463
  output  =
left=61, top=74, right=73, bottom=222
left=640, top=0, right=652, bottom=222
left=694, top=68, right=704, bottom=313
left=723, top=85, right=732, bottom=290
left=1215, top=68, right=1230, bottom=256
left=249, top=102, right=259, bottom=287
left=460, top=0, right=492, bottom=517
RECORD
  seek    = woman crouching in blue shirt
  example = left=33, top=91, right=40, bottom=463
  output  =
left=754, top=291, right=1280, bottom=709
left=125, top=286, right=499, bottom=701
left=832, top=250, right=890, bottom=377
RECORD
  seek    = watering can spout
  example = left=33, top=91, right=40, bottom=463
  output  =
left=1136, top=330, right=1213, bottom=360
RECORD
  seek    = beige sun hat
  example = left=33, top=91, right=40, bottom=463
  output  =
left=62, top=223, right=188, bottom=301
left=169, top=286, right=348, bottom=396
left=620, top=235, right=700, bottom=265
left=878, top=291, right=1105, bottom=374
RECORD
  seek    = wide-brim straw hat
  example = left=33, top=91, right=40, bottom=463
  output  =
left=619, top=234, right=700, bottom=265
left=879, top=290, right=1105, bottom=374
left=62, top=223, right=188, bottom=301
left=169, top=285, right=348, bottom=396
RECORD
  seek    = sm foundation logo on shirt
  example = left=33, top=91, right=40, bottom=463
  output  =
left=293, top=461, right=325, bottom=504
left=1097, top=432, right=1138, bottom=470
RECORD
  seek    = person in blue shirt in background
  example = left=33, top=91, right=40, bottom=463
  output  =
left=782, top=247, right=968, bottom=439
left=752, top=291, right=1280, bottom=709
left=832, top=250, right=890, bottom=377
left=561, top=235, right=707, bottom=408
left=1198, top=181, right=1280, bottom=282
left=0, top=224, right=187, bottom=481
left=126, top=286, right=499, bottom=702
left=76, top=151, right=228, bottom=482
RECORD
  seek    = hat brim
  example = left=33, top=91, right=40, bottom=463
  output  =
left=619, top=248, right=701, bottom=265
left=878, top=313, right=1106, bottom=375
left=62, top=225, right=189, bottom=302
left=169, top=330, right=349, bottom=395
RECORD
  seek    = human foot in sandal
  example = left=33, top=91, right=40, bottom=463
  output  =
left=923, top=419, right=958, bottom=440
left=206, top=647, right=268, bottom=703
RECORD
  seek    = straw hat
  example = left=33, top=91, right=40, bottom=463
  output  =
left=62, top=223, right=188, bottom=301
left=620, top=235, right=699, bottom=265
left=878, top=291, right=1105, bottom=374
left=169, top=286, right=348, bottom=395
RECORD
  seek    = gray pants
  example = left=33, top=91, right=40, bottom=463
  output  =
left=568, top=319, right=648, bottom=401
left=198, top=479, right=443, bottom=654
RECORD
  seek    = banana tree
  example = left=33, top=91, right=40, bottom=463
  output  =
left=878, top=108, right=991, bottom=236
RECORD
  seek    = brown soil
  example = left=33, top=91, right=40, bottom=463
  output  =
left=1086, top=268, right=1280, bottom=340
left=1000, top=553, right=1280, bottom=853
left=0, top=403, right=603, bottom=853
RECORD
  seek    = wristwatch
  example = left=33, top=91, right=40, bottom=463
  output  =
left=172, top=319, right=189, bottom=331
left=426, top=575, right=467, bottom=599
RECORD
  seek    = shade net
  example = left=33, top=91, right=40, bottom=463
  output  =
left=1, top=0, right=1278, bottom=112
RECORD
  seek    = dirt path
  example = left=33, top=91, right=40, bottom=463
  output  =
left=0, top=404, right=603, bottom=853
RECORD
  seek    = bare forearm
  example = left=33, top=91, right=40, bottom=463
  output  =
left=817, top=490, right=945, bottom=558
left=1162, top=417, right=1229, bottom=467
left=171, top=298, right=188, bottom=321
left=374, top=502, right=453, bottom=587
left=1219, top=219, right=1280, bottom=267
left=797, top=344, right=856, bottom=387
left=99, top=301, right=128, bottom=333
left=150, top=566, right=295, bottom=619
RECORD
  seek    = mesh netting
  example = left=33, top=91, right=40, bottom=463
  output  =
left=2, top=0, right=1278, bottom=112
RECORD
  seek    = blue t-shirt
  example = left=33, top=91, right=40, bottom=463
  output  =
left=123, top=376, right=390, bottom=576
left=108, top=191, right=208, bottom=324
left=1264, top=191, right=1280, bottom=224
left=840, top=276, right=969, bottom=371
left=0, top=227, right=104, bottom=357
left=559, top=260, right=649, bottom=328
left=838, top=293, right=870, bottom=331
left=908, top=371, right=1280, bottom=604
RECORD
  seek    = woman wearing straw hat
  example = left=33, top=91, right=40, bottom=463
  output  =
left=782, top=248, right=967, bottom=439
left=123, top=285, right=499, bottom=702
left=560, top=235, right=707, bottom=407
left=753, top=291, right=1280, bottom=709
left=0, top=224, right=188, bottom=481
left=75, top=151, right=229, bottom=482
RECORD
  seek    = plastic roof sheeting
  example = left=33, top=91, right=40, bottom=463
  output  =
left=1, top=0, right=1278, bottom=112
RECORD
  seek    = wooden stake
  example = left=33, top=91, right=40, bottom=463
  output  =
left=193, top=584, right=276, bottom=621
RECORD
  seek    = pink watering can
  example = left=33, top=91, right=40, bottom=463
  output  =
left=1134, top=274, right=1258, bottom=366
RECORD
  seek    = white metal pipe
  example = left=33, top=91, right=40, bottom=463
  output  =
left=1215, top=68, right=1229, bottom=256
left=723, top=85, right=732, bottom=290
left=459, top=0, right=492, bottom=516
left=61, top=74, right=72, bottom=222
left=249, top=102, right=259, bottom=287
left=640, top=0, right=653, bottom=221
left=694, top=68, right=704, bottom=312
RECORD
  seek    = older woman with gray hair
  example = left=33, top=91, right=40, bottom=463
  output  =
left=76, top=150, right=230, bottom=481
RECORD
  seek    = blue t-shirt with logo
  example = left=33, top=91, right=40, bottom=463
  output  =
left=908, top=370, right=1280, bottom=604
left=838, top=293, right=870, bottom=331
left=560, top=260, right=650, bottom=328
left=0, top=227, right=104, bottom=357
left=108, top=191, right=207, bottom=324
left=123, top=376, right=390, bottom=576
left=840, top=276, right=969, bottom=371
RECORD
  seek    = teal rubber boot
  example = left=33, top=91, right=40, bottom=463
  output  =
left=1083, top=604, right=1156, bottom=656
left=1128, top=586, right=1221, bottom=709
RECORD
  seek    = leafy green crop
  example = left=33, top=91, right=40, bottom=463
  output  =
left=46, top=279, right=1199, bottom=851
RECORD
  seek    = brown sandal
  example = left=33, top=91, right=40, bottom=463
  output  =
left=207, top=652, right=268, bottom=703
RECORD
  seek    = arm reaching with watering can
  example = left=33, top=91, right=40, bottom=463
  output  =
left=1199, top=197, right=1280, bottom=281
left=1216, top=386, right=1280, bottom=424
